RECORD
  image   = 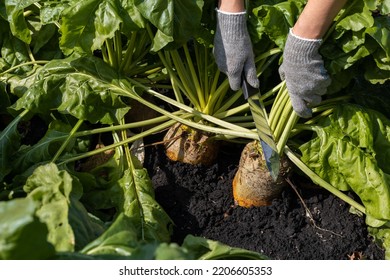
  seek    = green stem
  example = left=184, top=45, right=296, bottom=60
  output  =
left=114, top=31, right=122, bottom=69
left=207, top=79, right=231, bottom=115
left=131, top=81, right=254, bottom=134
left=116, top=79, right=257, bottom=139
left=269, top=81, right=286, bottom=123
left=203, top=45, right=210, bottom=105
left=101, top=43, right=109, bottom=64
left=222, top=115, right=253, bottom=122
left=284, top=146, right=366, bottom=214
left=254, top=48, right=282, bottom=64
left=255, top=49, right=282, bottom=78
left=0, top=61, right=49, bottom=76
left=270, top=83, right=289, bottom=138
left=51, top=119, right=83, bottom=163
left=121, top=31, right=137, bottom=72
left=58, top=119, right=180, bottom=165
left=126, top=49, right=154, bottom=76
left=119, top=119, right=133, bottom=171
left=105, top=38, right=118, bottom=69
left=210, top=69, right=221, bottom=100
left=184, top=44, right=205, bottom=109
left=0, top=109, right=29, bottom=140
left=276, top=110, right=299, bottom=154
left=73, top=113, right=176, bottom=139
left=25, top=43, right=35, bottom=62
left=145, top=24, right=194, bottom=106
left=133, top=30, right=149, bottom=59
left=214, top=103, right=250, bottom=119
left=170, top=49, right=201, bottom=110
left=31, top=114, right=178, bottom=155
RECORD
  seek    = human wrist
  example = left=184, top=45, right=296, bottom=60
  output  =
left=218, top=0, right=245, bottom=13
left=216, top=9, right=248, bottom=39
left=292, top=22, right=324, bottom=39
left=283, top=29, right=322, bottom=64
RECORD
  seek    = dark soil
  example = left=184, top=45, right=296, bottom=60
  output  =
left=143, top=138, right=385, bottom=260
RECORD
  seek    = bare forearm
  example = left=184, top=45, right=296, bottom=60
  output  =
left=218, top=0, right=245, bottom=12
left=218, top=0, right=347, bottom=38
left=293, top=0, right=348, bottom=39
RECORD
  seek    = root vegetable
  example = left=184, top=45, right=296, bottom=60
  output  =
left=233, top=141, right=292, bottom=207
left=164, top=123, right=219, bottom=166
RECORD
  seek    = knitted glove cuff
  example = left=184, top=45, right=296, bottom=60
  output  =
left=283, top=29, right=323, bottom=64
left=216, top=9, right=248, bottom=40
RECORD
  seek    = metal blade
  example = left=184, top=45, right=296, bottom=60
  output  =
left=242, top=77, right=280, bottom=181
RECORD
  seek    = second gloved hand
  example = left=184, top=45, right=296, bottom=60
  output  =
left=279, top=29, right=331, bottom=118
left=213, top=9, right=259, bottom=91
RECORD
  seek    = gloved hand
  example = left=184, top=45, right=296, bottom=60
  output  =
left=279, top=29, right=331, bottom=118
left=213, top=9, right=259, bottom=91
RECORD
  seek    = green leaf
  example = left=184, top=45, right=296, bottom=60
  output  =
left=336, top=2, right=374, bottom=33
left=366, top=17, right=390, bottom=58
left=30, top=22, right=58, bottom=55
left=319, top=1, right=390, bottom=89
left=0, top=82, right=11, bottom=112
left=74, top=147, right=126, bottom=220
left=134, top=0, right=204, bottom=51
left=352, top=78, right=390, bottom=118
left=40, top=0, right=71, bottom=25
left=368, top=223, right=390, bottom=260
left=24, top=163, right=104, bottom=251
left=0, top=110, right=25, bottom=182
left=0, top=197, right=55, bottom=259
left=364, top=64, right=390, bottom=84
left=1, top=65, right=41, bottom=99
left=250, top=0, right=305, bottom=48
left=153, top=242, right=193, bottom=260
left=24, top=163, right=76, bottom=251
left=59, top=0, right=119, bottom=54
left=119, top=158, right=173, bottom=242
left=300, top=104, right=390, bottom=226
left=181, top=235, right=269, bottom=260
left=59, top=0, right=144, bottom=55
left=4, top=0, right=37, bottom=43
left=80, top=213, right=141, bottom=256
left=366, top=16, right=390, bottom=75
left=1, top=32, right=30, bottom=70
left=80, top=155, right=173, bottom=257
left=117, top=0, right=146, bottom=37
left=11, top=120, right=71, bottom=176
left=365, top=0, right=390, bottom=15
left=11, top=56, right=130, bottom=124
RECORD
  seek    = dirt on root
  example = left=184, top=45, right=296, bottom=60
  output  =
left=143, top=138, right=385, bottom=260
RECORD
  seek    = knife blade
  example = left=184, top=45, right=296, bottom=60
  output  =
left=242, top=76, right=280, bottom=181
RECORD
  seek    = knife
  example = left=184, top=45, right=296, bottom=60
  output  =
left=242, top=76, right=280, bottom=181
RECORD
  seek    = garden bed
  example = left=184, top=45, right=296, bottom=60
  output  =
left=143, top=136, right=385, bottom=260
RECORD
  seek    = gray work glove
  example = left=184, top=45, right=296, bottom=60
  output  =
left=279, top=29, right=331, bottom=118
left=213, top=10, right=259, bottom=91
